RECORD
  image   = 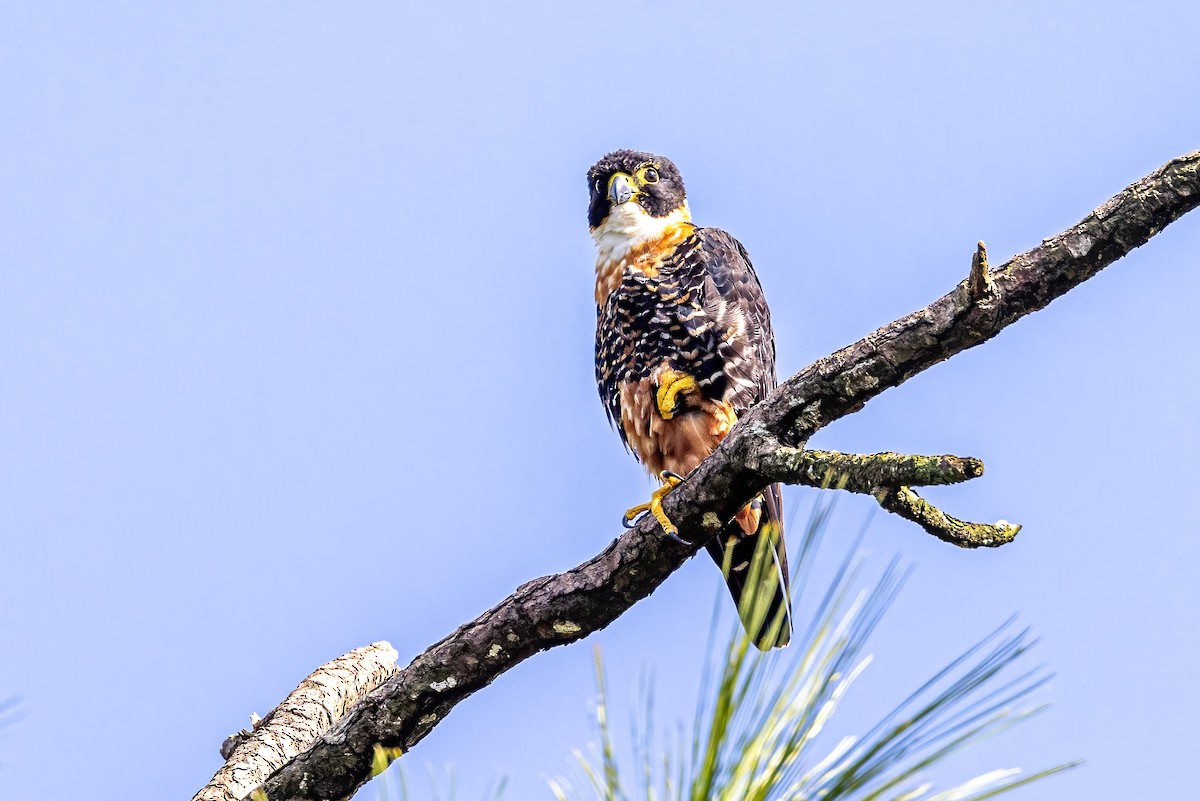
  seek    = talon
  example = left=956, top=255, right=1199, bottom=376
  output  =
left=655, top=371, right=700, bottom=420
left=622, top=471, right=692, bottom=544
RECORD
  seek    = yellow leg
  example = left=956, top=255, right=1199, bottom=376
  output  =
left=655, top=371, right=699, bottom=420
left=623, top=471, right=686, bottom=540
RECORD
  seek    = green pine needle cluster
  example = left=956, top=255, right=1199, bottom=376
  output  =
left=549, top=502, right=1078, bottom=801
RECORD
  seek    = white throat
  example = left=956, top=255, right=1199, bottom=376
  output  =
left=591, top=202, right=691, bottom=269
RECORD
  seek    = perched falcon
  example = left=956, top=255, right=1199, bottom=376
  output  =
left=588, top=149, right=792, bottom=649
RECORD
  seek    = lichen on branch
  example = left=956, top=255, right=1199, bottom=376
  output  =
left=875, top=486, right=1020, bottom=548
left=755, top=448, right=1008, bottom=546
left=759, top=448, right=984, bottom=491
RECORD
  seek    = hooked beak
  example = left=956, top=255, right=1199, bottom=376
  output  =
left=608, top=172, right=636, bottom=206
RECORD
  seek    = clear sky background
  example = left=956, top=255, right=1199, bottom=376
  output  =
left=2, top=3, right=1198, bottom=800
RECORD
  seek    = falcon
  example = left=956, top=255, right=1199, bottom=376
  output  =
left=588, top=149, right=792, bottom=649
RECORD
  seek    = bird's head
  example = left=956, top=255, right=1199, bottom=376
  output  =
left=587, top=150, right=689, bottom=233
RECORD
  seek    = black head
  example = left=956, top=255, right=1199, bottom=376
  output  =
left=586, top=150, right=687, bottom=229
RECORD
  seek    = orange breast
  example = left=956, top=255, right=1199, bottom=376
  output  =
left=618, top=363, right=738, bottom=479
left=594, top=222, right=693, bottom=305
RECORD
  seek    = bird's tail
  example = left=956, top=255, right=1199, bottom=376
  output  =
left=705, top=483, right=792, bottom=650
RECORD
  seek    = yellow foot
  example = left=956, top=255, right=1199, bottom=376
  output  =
left=622, top=471, right=688, bottom=542
left=655, top=371, right=699, bottom=420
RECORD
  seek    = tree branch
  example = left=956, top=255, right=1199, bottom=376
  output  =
left=193, top=643, right=399, bottom=801
left=758, top=448, right=1016, bottom=547
left=759, top=448, right=984, bottom=492
left=874, top=486, right=1020, bottom=548
left=745, top=149, right=1199, bottom=450
left=201, top=150, right=1199, bottom=801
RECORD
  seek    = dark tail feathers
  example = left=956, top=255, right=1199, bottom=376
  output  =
left=704, top=483, right=792, bottom=649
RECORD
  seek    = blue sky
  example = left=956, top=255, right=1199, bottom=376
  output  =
left=1, top=2, right=1197, bottom=799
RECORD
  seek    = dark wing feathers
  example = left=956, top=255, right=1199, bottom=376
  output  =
left=594, top=226, right=777, bottom=441
left=693, top=228, right=777, bottom=414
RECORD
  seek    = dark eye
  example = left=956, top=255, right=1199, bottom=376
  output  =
left=593, top=178, right=602, bottom=193
left=643, top=167, right=659, bottom=183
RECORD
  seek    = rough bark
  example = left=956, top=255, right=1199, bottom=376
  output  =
left=192, top=644, right=398, bottom=801
left=198, top=149, right=1199, bottom=801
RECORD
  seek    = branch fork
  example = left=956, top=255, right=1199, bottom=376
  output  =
left=756, top=447, right=1018, bottom=547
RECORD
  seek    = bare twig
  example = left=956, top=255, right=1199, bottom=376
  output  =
left=968, top=240, right=993, bottom=300
left=198, top=149, right=1199, bottom=801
